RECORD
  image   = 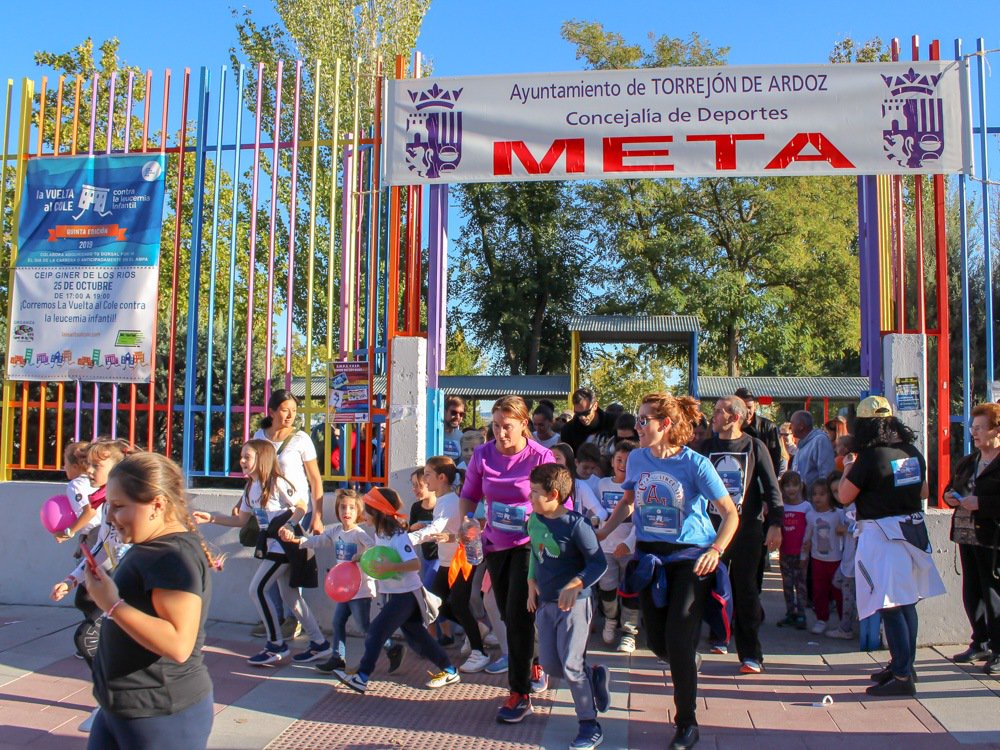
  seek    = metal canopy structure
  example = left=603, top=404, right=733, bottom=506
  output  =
left=698, top=376, right=870, bottom=401
left=567, top=315, right=701, bottom=397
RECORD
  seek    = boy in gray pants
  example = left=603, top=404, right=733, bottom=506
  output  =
left=527, top=463, right=610, bottom=750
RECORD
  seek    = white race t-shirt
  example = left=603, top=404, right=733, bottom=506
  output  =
left=443, top=427, right=464, bottom=461
left=253, top=429, right=317, bottom=506
left=301, top=523, right=377, bottom=598
left=67, top=475, right=99, bottom=533
left=596, top=476, right=636, bottom=554
left=532, top=433, right=560, bottom=449
left=240, top=477, right=302, bottom=555
left=375, top=531, right=423, bottom=594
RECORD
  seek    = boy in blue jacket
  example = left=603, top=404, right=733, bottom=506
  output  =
left=527, top=463, right=610, bottom=750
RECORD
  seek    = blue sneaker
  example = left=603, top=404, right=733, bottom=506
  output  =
left=247, top=641, right=289, bottom=667
left=591, top=664, right=610, bottom=713
left=293, top=640, right=333, bottom=663
left=485, top=655, right=509, bottom=674
left=569, top=720, right=604, bottom=749
left=496, top=692, right=532, bottom=723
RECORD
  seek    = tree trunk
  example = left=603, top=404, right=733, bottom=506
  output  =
left=727, top=322, right=740, bottom=377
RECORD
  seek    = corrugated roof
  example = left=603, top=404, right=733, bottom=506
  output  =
left=438, top=374, right=570, bottom=399
left=698, top=376, right=870, bottom=401
left=567, top=315, right=701, bottom=344
left=289, top=374, right=570, bottom=401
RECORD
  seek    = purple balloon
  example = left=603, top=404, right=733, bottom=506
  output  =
left=40, top=495, right=77, bottom=535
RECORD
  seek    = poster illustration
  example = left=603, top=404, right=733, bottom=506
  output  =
left=6, top=154, right=166, bottom=382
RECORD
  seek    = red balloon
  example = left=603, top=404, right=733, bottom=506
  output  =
left=324, top=562, right=362, bottom=603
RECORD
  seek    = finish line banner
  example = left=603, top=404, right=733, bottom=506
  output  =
left=6, top=154, right=166, bottom=383
left=384, top=61, right=968, bottom=185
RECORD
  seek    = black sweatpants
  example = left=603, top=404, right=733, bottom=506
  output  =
left=724, top=520, right=765, bottom=663
left=486, top=546, right=534, bottom=695
left=960, top=543, right=1000, bottom=651
left=639, top=553, right=711, bottom=728
left=430, top=563, right=484, bottom=653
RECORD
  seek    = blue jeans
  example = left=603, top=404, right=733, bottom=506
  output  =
left=87, top=692, right=213, bottom=750
left=357, top=592, right=451, bottom=678
left=332, top=598, right=393, bottom=660
left=882, top=603, right=918, bottom=678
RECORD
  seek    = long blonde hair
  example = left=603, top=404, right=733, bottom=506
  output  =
left=243, top=439, right=295, bottom=506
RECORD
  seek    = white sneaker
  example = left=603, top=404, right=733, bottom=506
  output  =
left=461, top=636, right=472, bottom=656
left=617, top=634, right=636, bottom=653
left=810, top=620, right=828, bottom=635
left=460, top=649, right=491, bottom=673
left=826, top=627, right=854, bottom=640
left=483, top=630, right=500, bottom=648
left=602, top=620, right=616, bottom=645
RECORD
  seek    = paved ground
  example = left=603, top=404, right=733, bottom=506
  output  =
left=1, top=571, right=999, bottom=749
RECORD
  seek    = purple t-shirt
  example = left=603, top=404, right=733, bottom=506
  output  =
left=461, top=440, right=555, bottom=553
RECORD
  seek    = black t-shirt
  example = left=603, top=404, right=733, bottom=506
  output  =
left=846, top=443, right=926, bottom=520
left=698, top=433, right=783, bottom=529
left=93, top=532, right=213, bottom=719
left=409, top=502, right=438, bottom=560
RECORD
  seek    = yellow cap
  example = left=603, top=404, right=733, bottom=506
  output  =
left=857, top=395, right=892, bottom=418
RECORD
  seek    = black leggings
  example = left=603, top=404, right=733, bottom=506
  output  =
left=486, top=546, right=534, bottom=695
left=430, top=563, right=484, bottom=652
left=639, top=557, right=711, bottom=728
left=960, top=543, right=1000, bottom=651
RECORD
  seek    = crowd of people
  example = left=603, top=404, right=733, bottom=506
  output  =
left=43, top=385, right=1000, bottom=750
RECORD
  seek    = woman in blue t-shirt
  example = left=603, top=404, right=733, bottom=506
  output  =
left=599, top=393, right=738, bottom=750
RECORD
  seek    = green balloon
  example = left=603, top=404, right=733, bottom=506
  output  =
left=359, top=545, right=403, bottom=580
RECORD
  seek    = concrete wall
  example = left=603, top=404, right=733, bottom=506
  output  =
left=2, top=482, right=339, bottom=626
left=0, top=482, right=972, bottom=645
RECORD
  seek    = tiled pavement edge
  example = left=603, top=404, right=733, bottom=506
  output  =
left=0, top=570, right=998, bottom=749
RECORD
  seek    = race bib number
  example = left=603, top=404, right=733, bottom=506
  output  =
left=490, top=502, right=527, bottom=534
left=638, top=505, right=680, bottom=538
left=600, top=490, right=624, bottom=514
left=335, top=539, right=358, bottom=562
left=891, top=457, right=922, bottom=487
left=816, top=520, right=831, bottom=555
left=253, top=508, right=270, bottom=529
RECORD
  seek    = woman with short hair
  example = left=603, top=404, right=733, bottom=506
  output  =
left=944, top=402, right=1000, bottom=674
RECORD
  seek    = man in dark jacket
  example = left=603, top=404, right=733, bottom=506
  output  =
left=735, top=387, right=782, bottom=473
left=699, top=395, right=783, bottom=674
left=559, top=387, right=617, bottom=454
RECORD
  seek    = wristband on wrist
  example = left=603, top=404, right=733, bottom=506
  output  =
left=710, top=543, right=724, bottom=555
left=106, top=598, right=126, bottom=620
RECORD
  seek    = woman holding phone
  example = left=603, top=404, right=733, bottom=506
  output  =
left=83, top=452, right=220, bottom=750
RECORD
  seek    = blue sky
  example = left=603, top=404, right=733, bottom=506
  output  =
left=0, top=1, right=995, bottom=82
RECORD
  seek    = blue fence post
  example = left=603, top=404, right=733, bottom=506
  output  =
left=181, top=67, right=211, bottom=480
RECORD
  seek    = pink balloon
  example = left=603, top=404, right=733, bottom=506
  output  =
left=324, top=562, right=362, bottom=603
left=40, top=495, right=77, bottom=535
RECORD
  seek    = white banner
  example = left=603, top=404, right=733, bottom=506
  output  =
left=384, top=61, right=968, bottom=185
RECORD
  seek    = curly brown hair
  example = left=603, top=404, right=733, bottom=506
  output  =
left=640, top=392, right=702, bottom=447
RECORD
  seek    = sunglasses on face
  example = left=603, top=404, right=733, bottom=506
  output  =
left=449, top=410, right=465, bottom=417
left=636, top=416, right=658, bottom=427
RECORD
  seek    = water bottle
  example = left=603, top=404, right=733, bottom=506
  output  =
left=461, top=512, right=484, bottom=565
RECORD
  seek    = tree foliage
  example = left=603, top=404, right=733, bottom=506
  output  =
left=451, top=181, right=591, bottom=375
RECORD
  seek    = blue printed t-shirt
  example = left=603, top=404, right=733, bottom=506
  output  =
left=622, top=446, right=727, bottom=546
left=528, top=510, right=607, bottom=603
left=461, top=439, right=554, bottom=553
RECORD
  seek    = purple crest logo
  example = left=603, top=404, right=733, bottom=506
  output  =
left=405, top=83, right=463, bottom=178
left=882, top=67, right=945, bottom=169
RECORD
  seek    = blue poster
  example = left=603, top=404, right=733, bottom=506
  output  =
left=6, top=154, right=166, bottom=382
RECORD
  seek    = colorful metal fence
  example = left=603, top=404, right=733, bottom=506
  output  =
left=1, top=55, right=428, bottom=483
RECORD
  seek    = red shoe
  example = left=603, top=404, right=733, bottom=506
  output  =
left=530, top=662, right=548, bottom=693
left=497, top=691, right=532, bottom=723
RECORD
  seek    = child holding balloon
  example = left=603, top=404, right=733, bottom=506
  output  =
left=332, top=486, right=460, bottom=693
left=51, top=441, right=99, bottom=545
left=49, top=438, right=134, bottom=665
left=277, top=489, right=404, bottom=674
left=193, top=439, right=331, bottom=667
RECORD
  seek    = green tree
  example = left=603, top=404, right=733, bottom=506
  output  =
left=443, top=322, right=486, bottom=376
left=565, top=22, right=860, bottom=377
left=451, top=181, right=590, bottom=375
left=583, top=346, right=677, bottom=411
